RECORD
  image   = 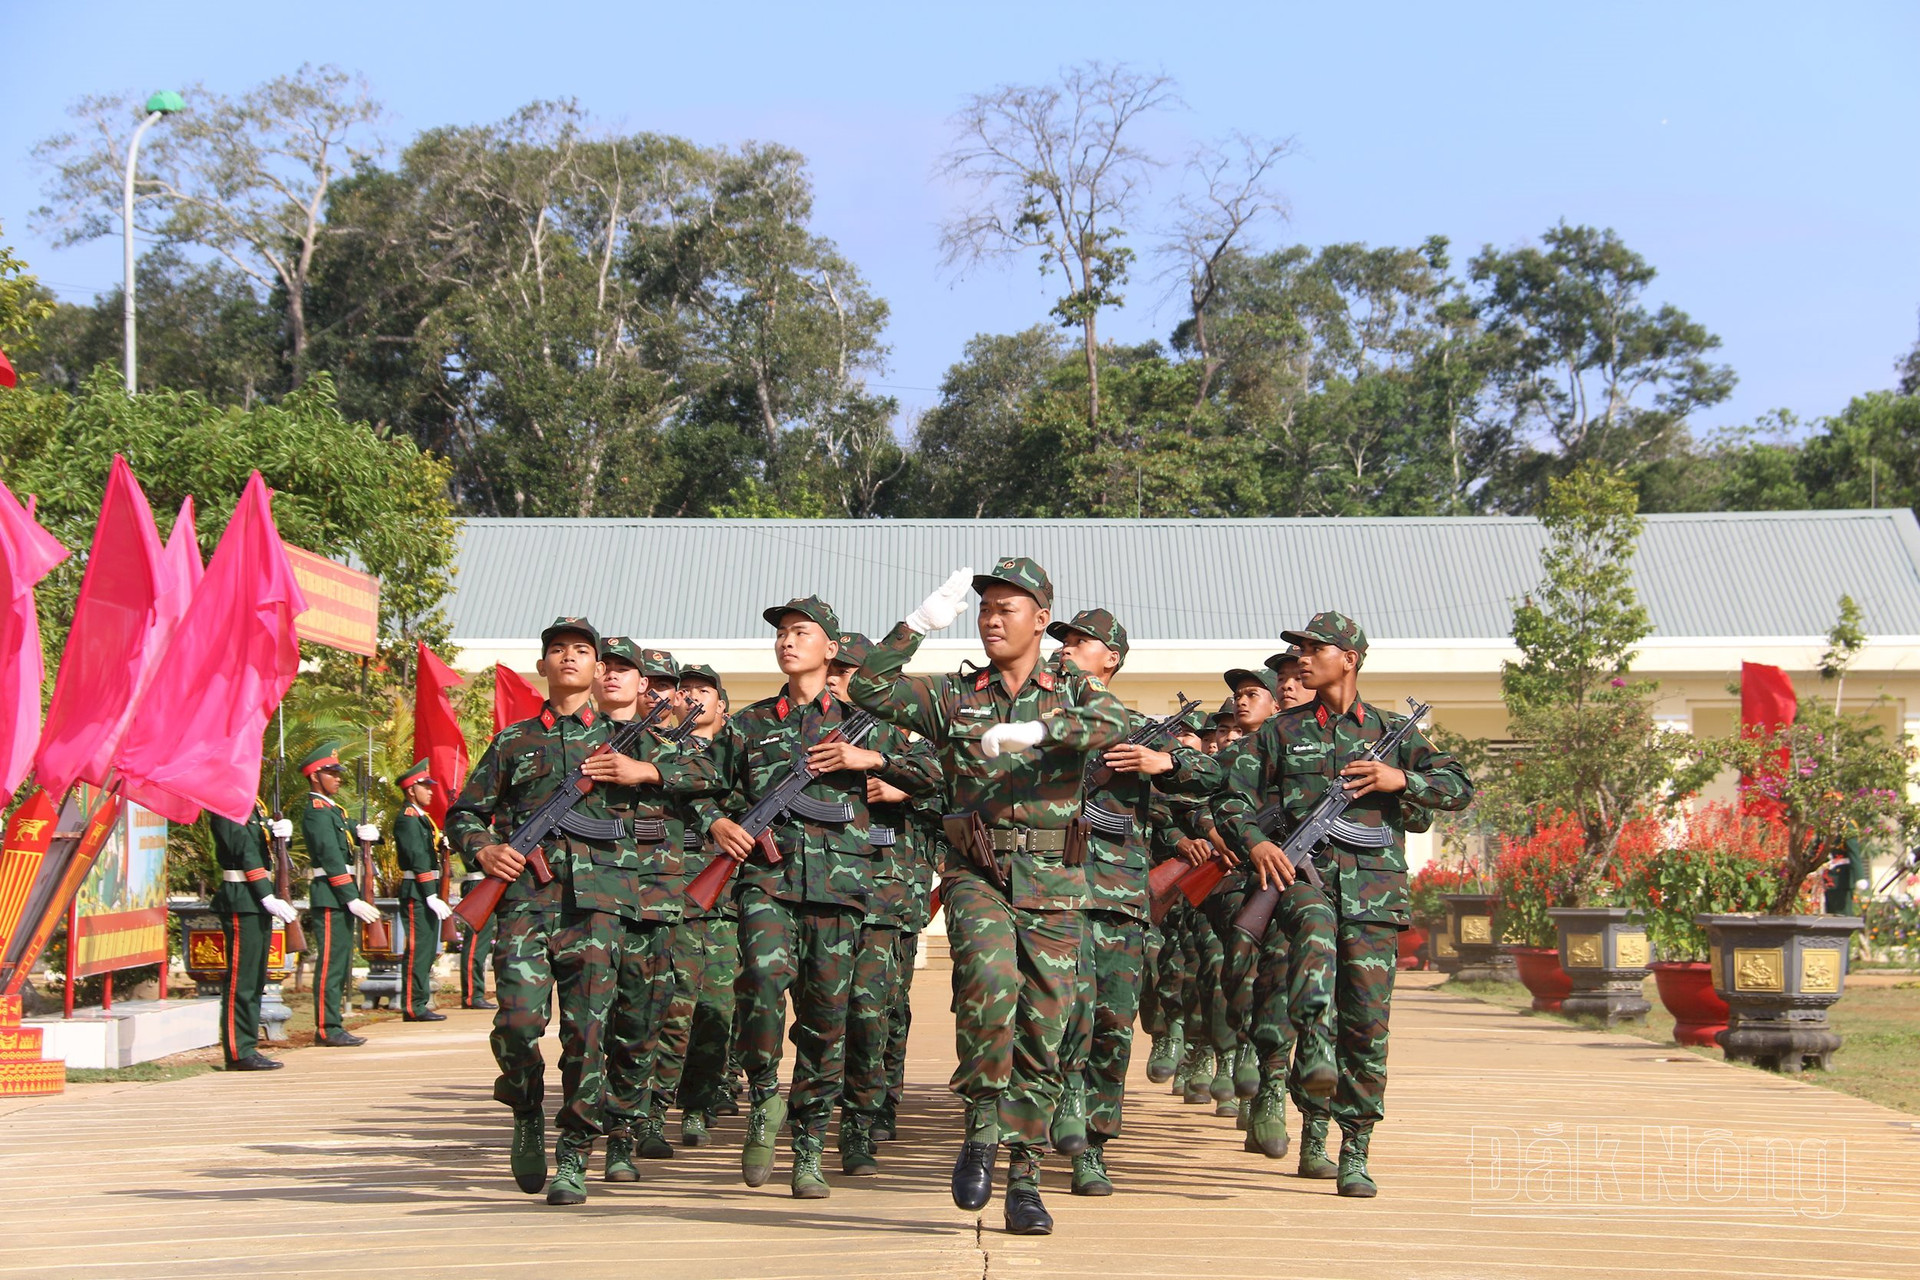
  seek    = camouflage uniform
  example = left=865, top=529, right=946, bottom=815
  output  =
left=1212, top=614, right=1473, bottom=1160
left=703, top=606, right=876, bottom=1156
left=849, top=560, right=1128, bottom=1195
left=881, top=806, right=944, bottom=1129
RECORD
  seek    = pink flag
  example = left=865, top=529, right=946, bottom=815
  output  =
left=34, top=457, right=166, bottom=798
left=113, top=473, right=308, bottom=823
left=494, top=663, right=545, bottom=733
left=413, top=641, right=468, bottom=826
left=0, top=481, right=70, bottom=805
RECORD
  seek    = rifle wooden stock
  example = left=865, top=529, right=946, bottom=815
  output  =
left=686, top=830, right=781, bottom=913
left=1146, top=858, right=1190, bottom=922
left=1177, top=857, right=1229, bottom=907
left=438, top=851, right=457, bottom=945
left=357, top=838, right=391, bottom=952
left=1234, top=882, right=1281, bottom=938
left=451, top=874, right=505, bottom=931
left=271, top=832, right=306, bottom=953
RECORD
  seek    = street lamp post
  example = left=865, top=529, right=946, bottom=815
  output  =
left=122, top=90, right=184, bottom=393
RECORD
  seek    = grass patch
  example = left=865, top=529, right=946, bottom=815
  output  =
left=66, top=1062, right=216, bottom=1085
left=1440, top=975, right=1920, bottom=1115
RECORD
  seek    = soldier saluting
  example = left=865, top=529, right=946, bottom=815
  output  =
left=849, top=559, right=1127, bottom=1237
left=299, top=743, right=384, bottom=1047
left=392, top=762, right=453, bottom=1022
left=1213, top=612, right=1472, bottom=1197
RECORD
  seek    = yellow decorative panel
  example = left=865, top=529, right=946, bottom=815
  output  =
left=1458, top=915, right=1491, bottom=945
left=1733, top=948, right=1785, bottom=993
left=1567, top=933, right=1603, bottom=968
left=1616, top=932, right=1650, bottom=968
left=1710, top=944, right=1722, bottom=978
left=1435, top=929, right=1456, bottom=958
left=1800, top=948, right=1841, bottom=994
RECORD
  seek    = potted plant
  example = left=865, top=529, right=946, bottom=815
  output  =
left=1705, top=612, right=1913, bottom=1072
left=1617, top=804, right=1782, bottom=1046
left=1491, top=817, right=1580, bottom=1011
left=1546, top=814, right=1662, bottom=1026
left=1412, top=863, right=1478, bottom=973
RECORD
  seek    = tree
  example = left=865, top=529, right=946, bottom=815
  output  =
left=0, top=225, right=55, bottom=361
left=940, top=62, right=1179, bottom=432
left=1490, top=464, right=1713, bottom=888
left=1470, top=223, right=1736, bottom=511
left=910, top=327, right=1073, bottom=517
left=33, top=64, right=384, bottom=380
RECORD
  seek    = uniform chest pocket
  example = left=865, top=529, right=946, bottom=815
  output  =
left=508, top=749, right=551, bottom=789
left=1281, top=746, right=1334, bottom=779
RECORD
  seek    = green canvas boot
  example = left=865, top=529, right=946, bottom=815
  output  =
left=1181, top=1047, right=1214, bottom=1104
left=1049, top=1074, right=1089, bottom=1155
left=839, top=1114, right=879, bottom=1177
left=872, top=1099, right=897, bottom=1143
left=1070, top=1142, right=1114, bottom=1196
left=791, top=1135, right=830, bottom=1199
left=637, top=1107, right=674, bottom=1159
left=545, top=1133, right=591, bottom=1206
left=1144, top=1023, right=1184, bottom=1084
left=1297, top=1114, right=1338, bottom=1179
left=603, top=1128, right=639, bottom=1182
left=1337, top=1127, right=1378, bottom=1198
left=1233, top=1045, right=1262, bottom=1099
left=510, top=1108, right=547, bottom=1194
left=741, top=1093, right=787, bottom=1188
left=1245, top=1080, right=1289, bottom=1159
left=680, top=1110, right=712, bottom=1148
left=1208, top=1048, right=1236, bottom=1104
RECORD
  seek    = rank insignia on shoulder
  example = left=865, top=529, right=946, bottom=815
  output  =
left=311, top=798, right=326, bottom=808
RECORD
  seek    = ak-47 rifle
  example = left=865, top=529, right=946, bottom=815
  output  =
left=356, top=731, right=393, bottom=952
left=1232, top=697, right=1431, bottom=939
left=1079, top=693, right=1203, bottom=841
left=685, top=710, right=879, bottom=911
left=271, top=708, right=306, bottom=953
left=451, top=700, right=671, bottom=931
left=666, top=709, right=706, bottom=747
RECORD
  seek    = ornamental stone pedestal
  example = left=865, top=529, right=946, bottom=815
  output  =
left=1697, top=913, right=1863, bottom=1073
left=1441, top=892, right=1512, bottom=983
left=357, top=897, right=404, bottom=1011
left=1549, top=906, right=1651, bottom=1026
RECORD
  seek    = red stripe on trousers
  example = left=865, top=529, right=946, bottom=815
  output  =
left=403, top=902, right=415, bottom=1013
left=319, top=910, right=333, bottom=1035
left=226, top=912, right=241, bottom=1063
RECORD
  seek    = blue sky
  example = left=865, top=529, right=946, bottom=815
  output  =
left=5, top=0, right=1917, bottom=436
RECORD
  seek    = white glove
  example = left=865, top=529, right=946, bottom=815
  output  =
left=980, top=720, right=1047, bottom=759
left=904, top=567, right=975, bottom=634
left=356, top=823, right=381, bottom=843
left=347, top=898, right=383, bottom=924
left=426, top=894, right=452, bottom=921
left=269, top=818, right=293, bottom=841
left=260, top=894, right=298, bottom=924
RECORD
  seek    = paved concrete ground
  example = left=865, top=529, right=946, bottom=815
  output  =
left=3, top=967, right=1917, bottom=1279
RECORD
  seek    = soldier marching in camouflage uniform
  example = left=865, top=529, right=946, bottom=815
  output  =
left=209, top=799, right=301, bottom=1069
left=1050, top=610, right=1222, bottom=1195
left=826, top=633, right=943, bottom=1178
left=299, top=743, right=383, bottom=1047
left=587, top=638, right=722, bottom=1191
left=1214, top=611, right=1473, bottom=1196
left=392, top=761, right=454, bottom=1022
left=701, top=596, right=877, bottom=1200
left=850, top=560, right=1127, bottom=1237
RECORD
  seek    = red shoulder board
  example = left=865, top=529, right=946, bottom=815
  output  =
left=776, top=695, right=791, bottom=720
left=1035, top=670, right=1056, bottom=691
left=311, top=797, right=327, bottom=809
left=1315, top=705, right=1329, bottom=729
left=539, top=707, right=557, bottom=730
left=973, top=672, right=990, bottom=692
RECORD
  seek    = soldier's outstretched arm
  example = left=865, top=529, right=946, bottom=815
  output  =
left=445, top=735, right=510, bottom=870
left=876, top=727, right=943, bottom=800
left=848, top=622, right=952, bottom=742
left=1397, top=726, right=1474, bottom=812
left=649, top=738, right=724, bottom=797
left=1042, top=675, right=1130, bottom=753
left=1210, top=737, right=1275, bottom=859
left=1151, top=742, right=1225, bottom=800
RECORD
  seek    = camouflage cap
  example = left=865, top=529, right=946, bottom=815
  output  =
left=679, top=662, right=726, bottom=698
left=973, top=556, right=1053, bottom=610
left=1046, top=607, right=1129, bottom=665
left=638, top=647, right=680, bottom=681
left=540, top=615, right=601, bottom=653
left=763, top=595, right=841, bottom=635
left=830, top=631, right=873, bottom=669
left=1172, top=707, right=1208, bottom=735
left=1211, top=698, right=1237, bottom=725
left=1281, top=610, right=1368, bottom=656
left=1224, top=666, right=1280, bottom=697
left=1263, top=644, right=1306, bottom=674
left=599, top=635, right=642, bottom=669
left=396, top=759, right=435, bottom=789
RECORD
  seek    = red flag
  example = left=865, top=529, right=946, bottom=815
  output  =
left=0, top=480, right=70, bottom=806
left=34, top=457, right=167, bottom=798
left=113, top=473, right=308, bottom=823
left=493, top=663, right=545, bottom=734
left=1740, top=661, right=1797, bottom=820
left=0, top=348, right=16, bottom=389
left=413, top=641, right=467, bottom=825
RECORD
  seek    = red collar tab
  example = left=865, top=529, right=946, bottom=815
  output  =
left=580, top=706, right=595, bottom=727
left=775, top=695, right=791, bottom=720
left=1315, top=705, right=1329, bottom=729
left=1353, top=701, right=1366, bottom=726
left=539, top=707, right=557, bottom=730
left=405, top=804, right=423, bottom=817
left=1034, top=670, right=1056, bottom=692
left=973, top=671, right=991, bottom=692
left=818, top=691, right=833, bottom=712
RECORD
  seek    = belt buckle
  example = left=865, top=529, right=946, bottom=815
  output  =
left=1013, top=829, right=1030, bottom=854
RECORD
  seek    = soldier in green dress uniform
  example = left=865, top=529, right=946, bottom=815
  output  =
left=392, top=761, right=453, bottom=1022
left=209, top=798, right=300, bottom=1069
left=299, top=743, right=383, bottom=1047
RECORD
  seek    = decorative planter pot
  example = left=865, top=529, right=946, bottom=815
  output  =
left=1696, top=913, right=1863, bottom=1072
left=1427, top=918, right=1460, bottom=974
left=357, top=896, right=403, bottom=1011
left=1648, top=960, right=1728, bottom=1047
left=1396, top=926, right=1429, bottom=970
left=1549, top=905, right=1651, bottom=1025
left=1508, top=946, right=1572, bottom=1012
left=1441, top=892, right=1512, bottom=983
left=171, top=901, right=295, bottom=1039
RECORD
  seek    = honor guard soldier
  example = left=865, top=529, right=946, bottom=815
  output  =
left=300, top=743, right=383, bottom=1046
left=702, top=596, right=878, bottom=1200
left=850, top=560, right=1128, bottom=1237
left=208, top=799, right=301, bottom=1069
left=393, top=762, right=454, bottom=1022
left=1214, top=612, right=1473, bottom=1196
left=1049, top=609, right=1222, bottom=1194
